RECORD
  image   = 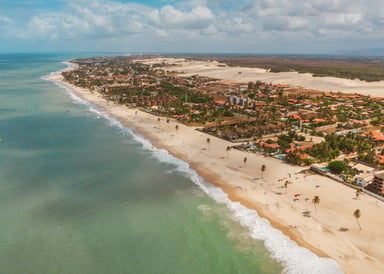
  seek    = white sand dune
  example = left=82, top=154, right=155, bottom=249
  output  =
left=141, top=57, right=384, bottom=96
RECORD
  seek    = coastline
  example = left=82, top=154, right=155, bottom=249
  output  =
left=47, top=61, right=384, bottom=274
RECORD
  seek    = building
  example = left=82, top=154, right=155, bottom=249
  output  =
left=365, top=172, right=384, bottom=196
left=354, top=177, right=371, bottom=187
left=227, top=95, right=247, bottom=106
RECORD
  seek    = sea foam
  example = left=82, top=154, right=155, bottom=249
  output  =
left=45, top=68, right=344, bottom=274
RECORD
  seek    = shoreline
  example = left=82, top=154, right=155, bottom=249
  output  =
left=47, top=61, right=384, bottom=274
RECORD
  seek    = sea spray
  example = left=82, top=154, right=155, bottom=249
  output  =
left=45, top=70, right=344, bottom=274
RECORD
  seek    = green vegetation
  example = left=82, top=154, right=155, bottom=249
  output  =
left=328, top=160, right=346, bottom=174
left=306, top=133, right=375, bottom=162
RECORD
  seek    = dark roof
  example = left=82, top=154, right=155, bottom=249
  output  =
left=374, top=172, right=384, bottom=180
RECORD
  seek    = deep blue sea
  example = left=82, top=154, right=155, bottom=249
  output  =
left=0, top=53, right=342, bottom=274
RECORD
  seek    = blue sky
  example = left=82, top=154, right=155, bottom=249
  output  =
left=1, top=0, right=383, bottom=54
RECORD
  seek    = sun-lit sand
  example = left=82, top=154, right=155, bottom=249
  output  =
left=140, top=57, right=384, bottom=96
left=49, top=59, right=384, bottom=274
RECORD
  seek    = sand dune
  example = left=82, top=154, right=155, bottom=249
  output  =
left=141, top=57, right=384, bottom=96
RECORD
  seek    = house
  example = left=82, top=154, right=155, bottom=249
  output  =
left=312, top=118, right=327, bottom=123
left=354, top=177, right=371, bottom=187
left=223, top=130, right=238, bottom=141
left=365, top=172, right=384, bottom=196
left=368, top=131, right=384, bottom=142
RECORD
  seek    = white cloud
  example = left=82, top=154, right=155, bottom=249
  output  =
left=16, top=0, right=220, bottom=41
left=216, top=17, right=253, bottom=34
left=159, top=5, right=214, bottom=28
left=239, top=0, right=384, bottom=39
left=2, top=0, right=384, bottom=53
left=0, top=15, right=12, bottom=24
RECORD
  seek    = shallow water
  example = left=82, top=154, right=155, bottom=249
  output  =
left=0, top=53, right=283, bottom=273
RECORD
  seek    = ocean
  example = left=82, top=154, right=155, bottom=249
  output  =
left=0, top=53, right=342, bottom=274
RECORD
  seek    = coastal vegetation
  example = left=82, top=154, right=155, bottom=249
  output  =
left=328, top=161, right=346, bottom=174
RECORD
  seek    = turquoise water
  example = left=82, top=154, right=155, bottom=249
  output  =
left=0, top=54, right=283, bottom=273
left=276, top=155, right=286, bottom=160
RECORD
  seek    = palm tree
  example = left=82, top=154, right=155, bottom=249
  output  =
left=206, top=138, right=211, bottom=150
left=261, top=164, right=266, bottom=179
left=226, top=146, right=231, bottom=158
left=353, top=209, right=361, bottom=230
left=312, top=195, right=320, bottom=212
left=355, top=190, right=360, bottom=200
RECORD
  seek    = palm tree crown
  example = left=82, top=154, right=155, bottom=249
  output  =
left=353, top=209, right=361, bottom=230
left=261, top=164, right=266, bottom=179
left=312, top=195, right=320, bottom=212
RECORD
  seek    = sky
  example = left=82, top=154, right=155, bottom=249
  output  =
left=0, top=0, right=383, bottom=54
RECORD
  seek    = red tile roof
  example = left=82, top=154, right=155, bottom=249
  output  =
left=260, top=142, right=280, bottom=149
left=369, top=131, right=384, bottom=141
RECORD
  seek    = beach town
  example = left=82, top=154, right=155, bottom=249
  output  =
left=52, top=56, right=384, bottom=274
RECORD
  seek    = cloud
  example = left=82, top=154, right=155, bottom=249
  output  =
left=216, top=17, right=253, bottom=34
left=13, top=0, right=223, bottom=42
left=155, top=5, right=214, bottom=29
left=0, top=15, right=12, bottom=24
left=0, top=14, right=14, bottom=39
left=239, top=0, right=384, bottom=38
left=21, top=1, right=149, bottom=40
left=1, top=0, right=384, bottom=53
left=14, top=0, right=384, bottom=40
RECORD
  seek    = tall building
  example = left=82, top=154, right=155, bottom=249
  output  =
left=365, top=172, right=384, bottom=196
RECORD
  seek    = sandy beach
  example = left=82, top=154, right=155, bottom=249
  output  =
left=48, top=60, right=384, bottom=274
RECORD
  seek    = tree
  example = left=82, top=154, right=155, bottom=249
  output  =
left=312, top=195, right=320, bottom=212
left=226, top=146, right=231, bottom=158
left=355, top=190, right=361, bottom=200
left=328, top=160, right=346, bottom=174
left=353, top=209, right=361, bottom=230
left=261, top=164, right=266, bottom=179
